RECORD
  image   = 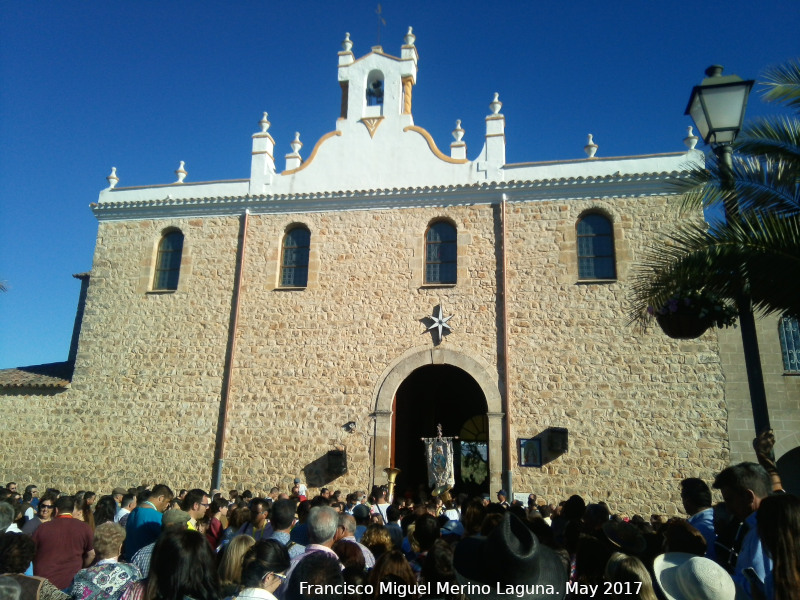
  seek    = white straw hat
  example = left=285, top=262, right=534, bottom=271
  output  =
left=653, top=552, right=735, bottom=600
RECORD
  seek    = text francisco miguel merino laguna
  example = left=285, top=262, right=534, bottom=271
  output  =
left=299, top=581, right=566, bottom=598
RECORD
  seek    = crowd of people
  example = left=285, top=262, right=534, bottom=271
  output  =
left=0, top=463, right=798, bottom=600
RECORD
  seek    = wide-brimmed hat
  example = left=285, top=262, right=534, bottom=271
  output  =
left=602, top=520, right=646, bottom=556
left=453, top=512, right=567, bottom=600
left=653, top=552, right=735, bottom=600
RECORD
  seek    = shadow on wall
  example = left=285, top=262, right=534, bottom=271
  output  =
left=303, top=450, right=348, bottom=488
left=520, top=427, right=569, bottom=468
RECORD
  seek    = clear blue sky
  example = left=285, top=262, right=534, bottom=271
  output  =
left=1, top=1, right=797, bottom=368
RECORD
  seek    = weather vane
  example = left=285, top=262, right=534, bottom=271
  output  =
left=375, top=4, right=386, bottom=46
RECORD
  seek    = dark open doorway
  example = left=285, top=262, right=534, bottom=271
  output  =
left=392, top=364, right=489, bottom=500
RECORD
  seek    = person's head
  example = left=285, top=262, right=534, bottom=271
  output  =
left=148, top=529, right=220, bottom=600
left=218, top=534, right=256, bottom=584
left=605, top=553, right=658, bottom=600
left=496, top=489, right=507, bottom=503
left=680, top=478, right=713, bottom=515
left=361, top=524, right=393, bottom=560
left=24, top=485, right=38, bottom=499
left=462, top=498, right=487, bottom=536
left=121, top=493, right=137, bottom=511
left=240, top=539, right=290, bottom=593
left=248, top=498, right=270, bottom=528
left=84, top=492, right=96, bottom=506
left=37, top=494, right=56, bottom=521
left=148, top=484, right=175, bottom=513
left=270, top=499, right=297, bottom=532
left=713, top=462, right=771, bottom=521
left=308, top=506, right=339, bottom=546
left=663, top=519, right=707, bottom=556
left=756, top=494, right=800, bottom=599
left=0, top=504, right=15, bottom=531
left=352, top=502, right=371, bottom=523
left=0, top=532, right=36, bottom=574
left=93, top=495, right=119, bottom=527
left=5, top=484, right=16, bottom=494
left=54, top=495, right=76, bottom=516
left=386, top=505, right=401, bottom=524
left=337, top=512, right=357, bottom=538
left=93, top=522, right=126, bottom=560
left=368, top=549, right=417, bottom=588
left=332, top=539, right=366, bottom=571
left=208, top=497, right=228, bottom=520
left=421, top=539, right=458, bottom=588
left=286, top=552, right=343, bottom=600
left=181, top=489, right=210, bottom=521
left=228, top=506, right=252, bottom=531
left=413, top=514, right=440, bottom=552
left=112, top=487, right=126, bottom=504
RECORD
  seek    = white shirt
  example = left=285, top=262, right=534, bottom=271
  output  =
left=114, top=507, right=131, bottom=523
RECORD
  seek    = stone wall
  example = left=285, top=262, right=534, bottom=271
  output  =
left=1, top=192, right=738, bottom=515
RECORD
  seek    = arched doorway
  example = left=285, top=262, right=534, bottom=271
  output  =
left=372, top=346, right=503, bottom=496
left=391, top=364, right=489, bottom=500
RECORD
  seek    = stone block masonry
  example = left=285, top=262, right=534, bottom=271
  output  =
left=1, top=193, right=732, bottom=515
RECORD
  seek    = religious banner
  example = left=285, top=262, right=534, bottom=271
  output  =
left=423, top=426, right=455, bottom=489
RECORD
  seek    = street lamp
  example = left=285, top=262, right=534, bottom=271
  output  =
left=685, top=65, right=754, bottom=146
left=685, top=65, right=769, bottom=436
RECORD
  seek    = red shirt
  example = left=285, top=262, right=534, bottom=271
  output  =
left=32, top=515, right=94, bottom=590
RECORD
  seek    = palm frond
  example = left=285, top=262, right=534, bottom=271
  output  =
left=737, top=115, right=800, bottom=166
left=629, top=213, right=800, bottom=325
left=678, top=153, right=799, bottom=217
left=760, top=59, right=800, bottom=110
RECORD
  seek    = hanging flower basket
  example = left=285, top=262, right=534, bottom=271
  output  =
left=648, top=288, right=738, bottom=340
left=656, top=312, right=713, bottom=339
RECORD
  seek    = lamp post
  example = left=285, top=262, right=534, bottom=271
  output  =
left=685, top=65, right=770, bottom=436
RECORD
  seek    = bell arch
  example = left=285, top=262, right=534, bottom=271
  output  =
left=371, top=346, right=504, bottom=493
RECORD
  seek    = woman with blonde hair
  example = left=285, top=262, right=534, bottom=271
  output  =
left=604, top=552, right=658, bottom=600
left=360, top=525, right=393, bottom=562
left=218, top=534, right=256, bottom=596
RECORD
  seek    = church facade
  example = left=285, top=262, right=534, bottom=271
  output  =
left=3, top=30, right=798, bottom=514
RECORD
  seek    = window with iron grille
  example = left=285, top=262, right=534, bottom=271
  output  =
left=425, top=221, right=457, bottom=284
left=779, top=316, right=800, bottom=373
left=576, top=213, right=616, bottom=280
left=153, top=230, right=184, bottom=291
left=280, top=226, right=310, bottom=288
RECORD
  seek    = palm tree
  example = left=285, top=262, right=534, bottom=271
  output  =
left=630, top=58, right=800, bottom=326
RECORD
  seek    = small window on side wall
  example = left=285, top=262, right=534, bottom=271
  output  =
left=779, top=316, right=800, bottom=373
left=576, top=213, right=616, bottom=280
left=153, top=230, right=184, bottom=291
left=425, top=221, right=457, bottom=285
left=281, top=226, right=310, bottom=288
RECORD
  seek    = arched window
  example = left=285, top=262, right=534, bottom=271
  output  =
left=576, top=213, right=616, bottom=280
left=153, top=230, right=184, bottom=291
left=366, top=70, right=384, bottom=107
left=280, top=226, right=310, bottom=287
left=779, top=316, right=800, bottom=373
left=425, top=221, right=457, bottom=284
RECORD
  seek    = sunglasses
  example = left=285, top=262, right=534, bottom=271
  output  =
left=40, top=505, right=54, bottom=510
left=271, top=573, right=287, bottom=581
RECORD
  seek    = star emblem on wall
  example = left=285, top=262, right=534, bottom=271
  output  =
left=424, top=304, right=454, bottom=344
